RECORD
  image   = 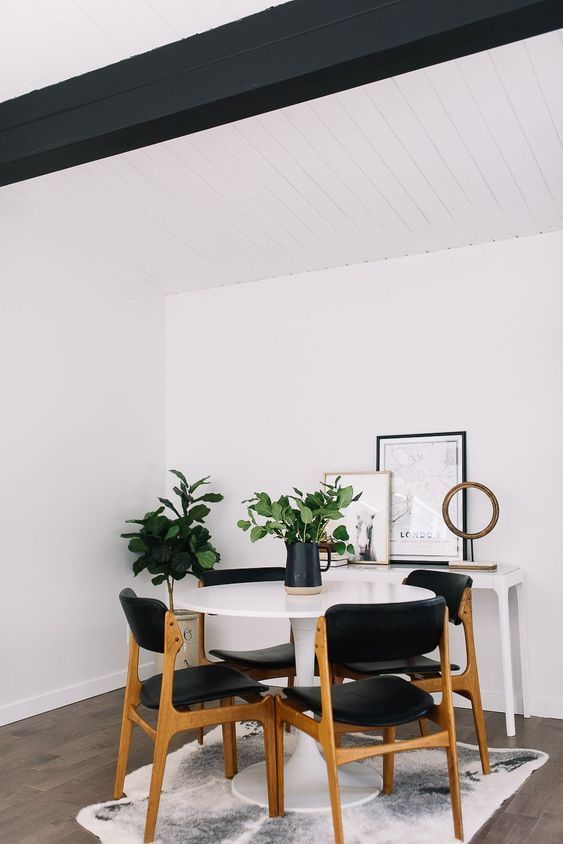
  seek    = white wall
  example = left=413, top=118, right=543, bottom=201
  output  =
left=0, top=199, right=165, bottom=725
left=167, top=231, right=563, bottom=719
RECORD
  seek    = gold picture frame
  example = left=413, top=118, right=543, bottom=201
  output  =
left=323, top=471, right=391, bottom=565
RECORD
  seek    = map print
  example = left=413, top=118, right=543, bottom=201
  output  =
left=383, top=438, right=462, bottom=561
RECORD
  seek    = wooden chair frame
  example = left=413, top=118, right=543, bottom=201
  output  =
left=196, top=578, right=295, bottom=743
left=275, top=607, right=463, bottom=844
left=114, top=610, right=278, bottom=843
left=334, top=585, right=489, bottom=775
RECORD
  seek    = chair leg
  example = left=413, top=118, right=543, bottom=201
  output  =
left=419, top=718, right=429, bottom=736
left=113, top=709, right=134, bottom=799
left=467, top=688, right=490, bottom=775
left=446, top=741, right=464, bottom=841
left=275, top=701, right=285, bottom=816
left=144, top=720, right=173, bottom=844
left=382, top=727, right=395, bottom=795
left=221, top=698, right=238, bottom=779
left=262, top=696, right=279, bottom=817
left=195, top=703, right=204, bottom=745
left=322, top=738, right=345, bottom=844
left=285, top=672, right=294, bottom=733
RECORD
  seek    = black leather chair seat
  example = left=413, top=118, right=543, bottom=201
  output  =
left=343, top=655, right=460, bottom=676
left=284, top=675, right=434, bottom=727
left=209, top=642, right=295, bottom=669
left=140, top=664, right=267, bottom=710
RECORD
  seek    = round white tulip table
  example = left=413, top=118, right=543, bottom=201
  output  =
left=177, top=579, right=433, bottom=813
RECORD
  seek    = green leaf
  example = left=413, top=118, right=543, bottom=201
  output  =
left=188, top=504, right=211, bottom=522
left=334, top=541, right=346, bottom=556
left=132, top=555, right=147, bottom=575
left=293, top=487, right=303, bottom=497
left=237, top=519, right=251, bottom=531
left=352, top=492, right=363, bottom=502
left=164, top=524, right=180, bottom=541
left=158, top=497, right=181, bottom=517
left=299, top=505, right=313, bottom=524
left=151, top=574, right=167, bottom=585
left=338, top=485, right=354, bottom=508
left=128, top=537, right=147, bottom=553
left=271, top=501, right=283, bottom=521
left=332, top=524, right=349, bottom=541
left=255, top=499, right=272, bottom=517
left=189, top=476, right=210, bottom=493
left=196, top=549, right=217, bottom=569
left=125, top=518, right=146, bottom=525
left=250, top=526, right=267, bottom=543
left=169, top=469, right=189, bottom=486
left=193, top=492, right=223, bottom=504
left=346, top=544, right=355, bottom=555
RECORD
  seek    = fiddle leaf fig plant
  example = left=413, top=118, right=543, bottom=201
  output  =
left=122, top=469, right=223, bottom=611
left=237, top=476, right=361, bottom=556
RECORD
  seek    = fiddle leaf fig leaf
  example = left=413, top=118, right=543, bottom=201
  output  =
left=164, top=524, right=180, bottom=541
left=338, top=485, right=354, bottom=508
left=193, top=492, right=224, bottom=503
left=332, top=525, right=349, bottom=541
left=196, top=549, right=217, bottom=569
left=250, top=526, right=267, bottom=542
left=169, top=469, right=189, bottom=487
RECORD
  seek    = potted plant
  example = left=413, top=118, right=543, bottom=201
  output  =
left=122, top=469, right=223, bottom=611
left=237, top=477, right=361, bottom=594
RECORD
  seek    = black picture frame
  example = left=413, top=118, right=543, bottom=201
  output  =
left=376, top=431, right=467, bottom=566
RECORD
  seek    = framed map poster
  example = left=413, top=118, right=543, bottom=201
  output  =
left=376, top=431, right=467, bottom=564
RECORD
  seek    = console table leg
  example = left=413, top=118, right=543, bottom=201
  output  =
left=515, top=581, right=531, bottom=718
left=497, top=586, right=516, bottom=736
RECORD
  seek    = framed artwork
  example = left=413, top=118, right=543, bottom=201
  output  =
left=376, top=432, right=467, bottom=564
left=323, top=471, right=391, bottom=565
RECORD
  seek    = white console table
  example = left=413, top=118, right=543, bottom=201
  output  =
left=325, top=563, right=530, bottom=737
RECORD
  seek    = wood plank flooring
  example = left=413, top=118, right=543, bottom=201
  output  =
left=0, top=690, right=560, bottom=842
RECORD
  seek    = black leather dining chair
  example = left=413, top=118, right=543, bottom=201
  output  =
left=196, top=566, right=296, bottom=743
left=275, top=596, right=463, bottom=844
left=115, top=588, right=277, bottom=843
left=198, top=567, right=295, bottom=679
left=334, top=569, right=490, bottom=774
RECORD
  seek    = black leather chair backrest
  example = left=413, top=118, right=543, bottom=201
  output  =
left=119, top=588, right=168, bottom=653
left=200, top=567, right=286, bottom=586
left=325, top=597, right=446, bottom=664
left=404, top=570, right=472, bottom=625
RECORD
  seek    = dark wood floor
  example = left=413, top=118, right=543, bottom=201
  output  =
left=0, top=690, right=561, bottom=843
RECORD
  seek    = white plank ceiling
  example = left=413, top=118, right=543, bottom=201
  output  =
left=1, top=3, right=562, bottom=294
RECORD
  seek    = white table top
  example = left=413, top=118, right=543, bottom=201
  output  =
left=176, top=580, right=433, bottom=619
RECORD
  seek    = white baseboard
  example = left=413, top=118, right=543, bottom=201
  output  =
left=3, top=672, right=562, bottom=727
left=528, top=695, right=563, bottom=720
left=0, top=661, right=156, bottom=727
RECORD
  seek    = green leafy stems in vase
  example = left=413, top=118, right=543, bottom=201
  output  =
left=122, top=469, right=223, bottom=612
left=237, top=476, right=361, bottom=555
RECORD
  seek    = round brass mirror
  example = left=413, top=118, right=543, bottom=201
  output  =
left=442, top=481, right=499, bottom=540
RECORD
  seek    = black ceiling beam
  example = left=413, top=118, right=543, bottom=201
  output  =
left=1, top=0, right=562, bottom=187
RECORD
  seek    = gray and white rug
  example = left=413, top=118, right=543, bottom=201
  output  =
left=77, top=722, right=547, bottom=843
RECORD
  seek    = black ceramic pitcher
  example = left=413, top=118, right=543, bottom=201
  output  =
left=285, top=541, right=331, bottom=595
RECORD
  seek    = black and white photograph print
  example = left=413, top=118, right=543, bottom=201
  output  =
left=377, top=431, right=467, bottom=564
left=324, top=471, right=391, bottom=565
